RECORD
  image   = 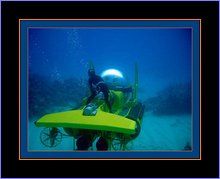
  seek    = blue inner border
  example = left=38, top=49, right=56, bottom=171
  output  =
left=20, top=20, right=200, bottom=159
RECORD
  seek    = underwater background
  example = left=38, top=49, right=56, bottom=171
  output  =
left=28, top=27, right=192, bottom=151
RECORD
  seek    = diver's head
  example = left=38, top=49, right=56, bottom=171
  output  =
left=76, top=136, right=90, bottom=150
left=96, top=137, right=108, bottom=150
left=88, top=69, right=96, bottom=77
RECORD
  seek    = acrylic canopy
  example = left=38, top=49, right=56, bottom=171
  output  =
left=100, top=69, right=129, bottom=89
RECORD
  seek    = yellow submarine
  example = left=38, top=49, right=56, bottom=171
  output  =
left=35, top=63, right=145, bottom=151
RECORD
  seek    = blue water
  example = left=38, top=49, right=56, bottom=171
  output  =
left=28, top=27, right=192, bottom=151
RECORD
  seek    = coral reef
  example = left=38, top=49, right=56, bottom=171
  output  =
left=144, top=81, right=191, bottom=116
left=29, top=73, right=87, bottom=119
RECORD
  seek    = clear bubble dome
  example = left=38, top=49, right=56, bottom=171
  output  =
left=100, top=69, right=129, bottom=89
